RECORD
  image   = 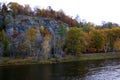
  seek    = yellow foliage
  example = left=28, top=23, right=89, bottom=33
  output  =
left=43, top=28, right=51, bottom=38
left=39, top=26, right=44, bottom=33
left=25, top=28, right=38, bottom=45
left=114, top=40, right=120, bottom=51
left=89, top=30, right=105, bottom=52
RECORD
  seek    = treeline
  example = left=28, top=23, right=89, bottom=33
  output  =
left=0, top=2, right=77, bottom=27
left=65, top=27, right=120, bottom=56
left=0, top=2, right=119, bottom=28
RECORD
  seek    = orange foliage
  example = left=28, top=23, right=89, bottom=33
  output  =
left=8, top=2, right=24, bottom=14
left=43, top=28, right=51, bottom=38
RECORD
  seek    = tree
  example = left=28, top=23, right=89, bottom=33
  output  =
left=65, top=27, right=85, bottom=56
left=39, top=26, right=44, bottom=35
left=1, top=16, right=8, bottom=31
left=7, top=2, right=24, bottom=14
left=12, top=9, right=18, bottom=18
left=89, top=30, right=105, bottom=52
left=114, top=39, right=120, bottom=51
left=0, top=30, right=9, bottom=56
left=106, top=29, right=115, bottom=51
left=24, top=4, right=32, bottom=15
left=18, top=38, right=30, bottom=58
left=1, top=3, right=7, bottom=15
left=106, top=28, right=120, bottom=52
left=82, top=23, right=90, bottom=33
left=56, top=24, right=67, bottom=56
left=0, top=42, right=4, bottom=59
left=75, top=15, right=81, bottom=23
left=101, top=29, right=109, bottom=53
left=58, top=24, right=67, bottom=38
left=24, top=28, right=38, bottom=56
left=82, top=32, right=90, bottom=53
left=41, top=28, right=51, bottom=59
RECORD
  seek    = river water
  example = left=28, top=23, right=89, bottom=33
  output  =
left=0, top=59, right=120, bottom=80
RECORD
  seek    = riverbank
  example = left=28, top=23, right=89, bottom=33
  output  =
left=0, top=52, right=120, bottom=66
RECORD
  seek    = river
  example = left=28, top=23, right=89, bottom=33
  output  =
left=0, top=59, right=120, bottom=80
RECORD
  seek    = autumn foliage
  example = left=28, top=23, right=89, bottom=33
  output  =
left=0, top=2, right=77, bottom=27
left=65, top=27, right=120, bottom=55
left=1, top=2, right=120, bottom=58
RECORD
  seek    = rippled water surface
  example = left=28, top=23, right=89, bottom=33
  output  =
left=0, top=59, right=120, bottom=80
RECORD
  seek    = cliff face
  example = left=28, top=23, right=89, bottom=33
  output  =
left=5, top=15, right=65, bottom=35
left=0, top=14, right=68, bottom=59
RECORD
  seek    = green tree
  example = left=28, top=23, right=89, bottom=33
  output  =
left=58, top=24, right=67, bottom=38
left=0, top=16, right=8, bottom=31
left=82, top=23, right=90, bottom=33
left=0, top=30, right=9, bottom=56
left=57, top=24, right=67, bottom=56
left=39, top=26, right=44, bottom=35
left=65, top=27, right=85, bottom=56
left=12, top=9, right=18, bottom=18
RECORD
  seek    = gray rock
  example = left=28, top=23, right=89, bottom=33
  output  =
left=0, top=14, right=69, bottom=58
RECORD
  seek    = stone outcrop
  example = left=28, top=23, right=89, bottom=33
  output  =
left=0, top=14, right=68, bottom=59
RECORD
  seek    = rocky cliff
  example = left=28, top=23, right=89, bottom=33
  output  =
left=0, top=13, right=68, bottom=59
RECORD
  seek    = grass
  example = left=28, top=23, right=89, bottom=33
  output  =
left=54, top=52, right=120, bottom=63
left=0, top=52, right=120, bottom=66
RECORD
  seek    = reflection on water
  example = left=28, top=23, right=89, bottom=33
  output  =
left=0, top=59, right=120, bottom=80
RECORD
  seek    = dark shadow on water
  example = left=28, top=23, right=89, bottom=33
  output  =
left=0, top=59, right=120, bottom=80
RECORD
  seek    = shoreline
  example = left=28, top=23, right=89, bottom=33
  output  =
left=0, top=53, right=120, bottom=66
